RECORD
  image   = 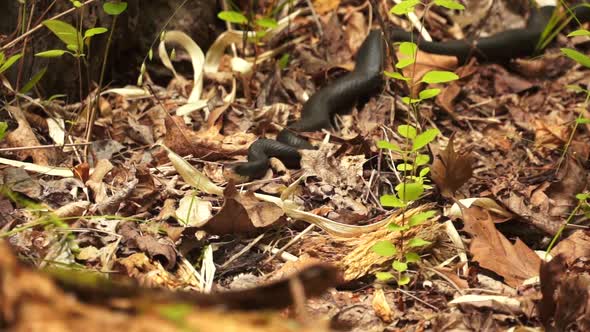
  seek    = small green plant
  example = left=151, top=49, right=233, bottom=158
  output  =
left=0, top=122, right=8, bottom=141
left=555, top=25, right=590, bottom=172
left=217, top=9, right=279, bottom=39
left=0, top=51, right=23, bottom=75
left=371, top=0, right=463, bottom=285
left=546, top=192, right=590, bottom=256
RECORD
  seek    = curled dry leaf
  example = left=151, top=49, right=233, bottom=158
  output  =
left=431, top=134, right=475, bottom=198
left=461, top=206, right=541, bottom=288
left=449, top=294, right=522, bottom=315
left=372, top=288, right=394, bottom=323
left=118, top=222, right=177, bottom=270
left=4, top=106, right=53, bottom=165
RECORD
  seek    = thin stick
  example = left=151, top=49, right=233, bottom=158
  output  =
left=220, top=233, right=266, bottom=268
left=395, top=287, right=439, bottom=311
left=1, top=0, right=98, bottom=51
left=304, top=0, right=323, bottom=36
left=263, top=224, right=315, bottom=264
left=0, top=142, right=93, bottom=152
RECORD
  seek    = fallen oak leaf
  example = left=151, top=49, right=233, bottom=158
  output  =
left=202, top=181, right=285, bottom=236
left=462, top=206, right=541, bottom=288
left=431, top=134, right=475, bottom=198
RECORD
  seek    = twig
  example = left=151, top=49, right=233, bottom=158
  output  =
left=395, top=287, right=440, bottom=311
left=304, top=0, right=323, bottom=36
left=391, top=0, right=432, bottom=41
left=220, top=233, right=266, bottom=268
left=263, top=224, right=315, bottom=264
left=0, top=142, right=93, bottom=153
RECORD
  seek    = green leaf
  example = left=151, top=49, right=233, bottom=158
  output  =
left=421, top=70, right=459, bottom=84
left=576, top=117, right=590, bottom=124
left=0, top=53, right=23, bottom=74
left=218, top=10, right=248, bottom=24
left=35, top=49, right=68, bottom=58
left=384, top=70, right=410, bottom=81
left=419, top=167, right=430, bottom=177
left=419, top=88, right=441, bottom=100
left=405, top=252, right=421, bottom=263
left=576, top=193, right=590, bottom=201
left=71, top=1, right=83, bottom=8
left=397, top=124, right=417, bottom=139
left=20, top=67, right=47, bottom=94
left=84, top=27, right=108, bottom=39
left=371, top=241, right=397, bottom=257
left=399, top=41, right=417, bottom=57
left=434, top=0, right=465, bottom=10
left=158, top=303, right=192, bottom=323
left=42, top=19, right=83, bottom=51
left=388, top=222, right=409, bottom=232
left=561, top=48, right=590, bottom=68
left=397, top=274, right=411, bottom=285
left=390, top=0, right=420, bottom=15
left=377, top=140, right=402, bottom=151
left=255, top=17, right=278, bottom=29
left=395, top=182, right=424, bottom=201
left=412, top=128, right=440, bottom=151
left=407, top=237, right=432, bottom=248
left=0, top=52, right=5, bottom=64
left=566, top=84, right=587, bottom=93
left=103, top=1, right=128, bottom=15
left=380, top=194, right=407, bottom=208
left=0, top=122, right=8, bottom=141
left=48, top=94, right=67, bottom=101
left=402, top=96, right=421, bottom=104
left=415, top=154, right=430, bottom=166
left=396, top=57, right=415, bottom=69
left=375, top=272, right=395, bottom=281
left=397, top=163, right=413, bottom=171
left=392, top=260, right=408, bottom=272
left=409, top=210, right=437, bottom=226
left=66, top=44, right=80, bottom=52
left=567, top=29, right=590, bottom=37
left=278, top=53, right=290, bottom=69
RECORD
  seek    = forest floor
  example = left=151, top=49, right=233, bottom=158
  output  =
left=1, top=1, right=590, bottom=331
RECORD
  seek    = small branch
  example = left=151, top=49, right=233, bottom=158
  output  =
left=0, top=142, right=93, bottom=153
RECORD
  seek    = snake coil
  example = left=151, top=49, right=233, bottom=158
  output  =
left=234, top=29, right=385, bottom=179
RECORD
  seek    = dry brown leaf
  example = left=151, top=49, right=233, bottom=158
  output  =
left=462, top=206, right=541, bottom=288
left=203, top=182, right=285, bottom=235
left=313, top=0, right=341, bottom=14
left=5, top=105, right=53, bottom=165
left=431, top=135, right=475, bottom=198
left=539, top=254, right=590, bottom=331
left=118, top=222, right=177, bottom=270
left=398, top=50, right=458, bottom=97
left=161, top=116, right=254, bottom=161
left=550, top=230, right=590, bottom=265
left=372, top=288, right=394, bottom=323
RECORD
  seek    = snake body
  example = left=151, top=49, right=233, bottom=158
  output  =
left=390, top=3, right=590, bottom=64
left=234, top=29, right=385, bottom=178
left=235, top=2, right=590, bottom=179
